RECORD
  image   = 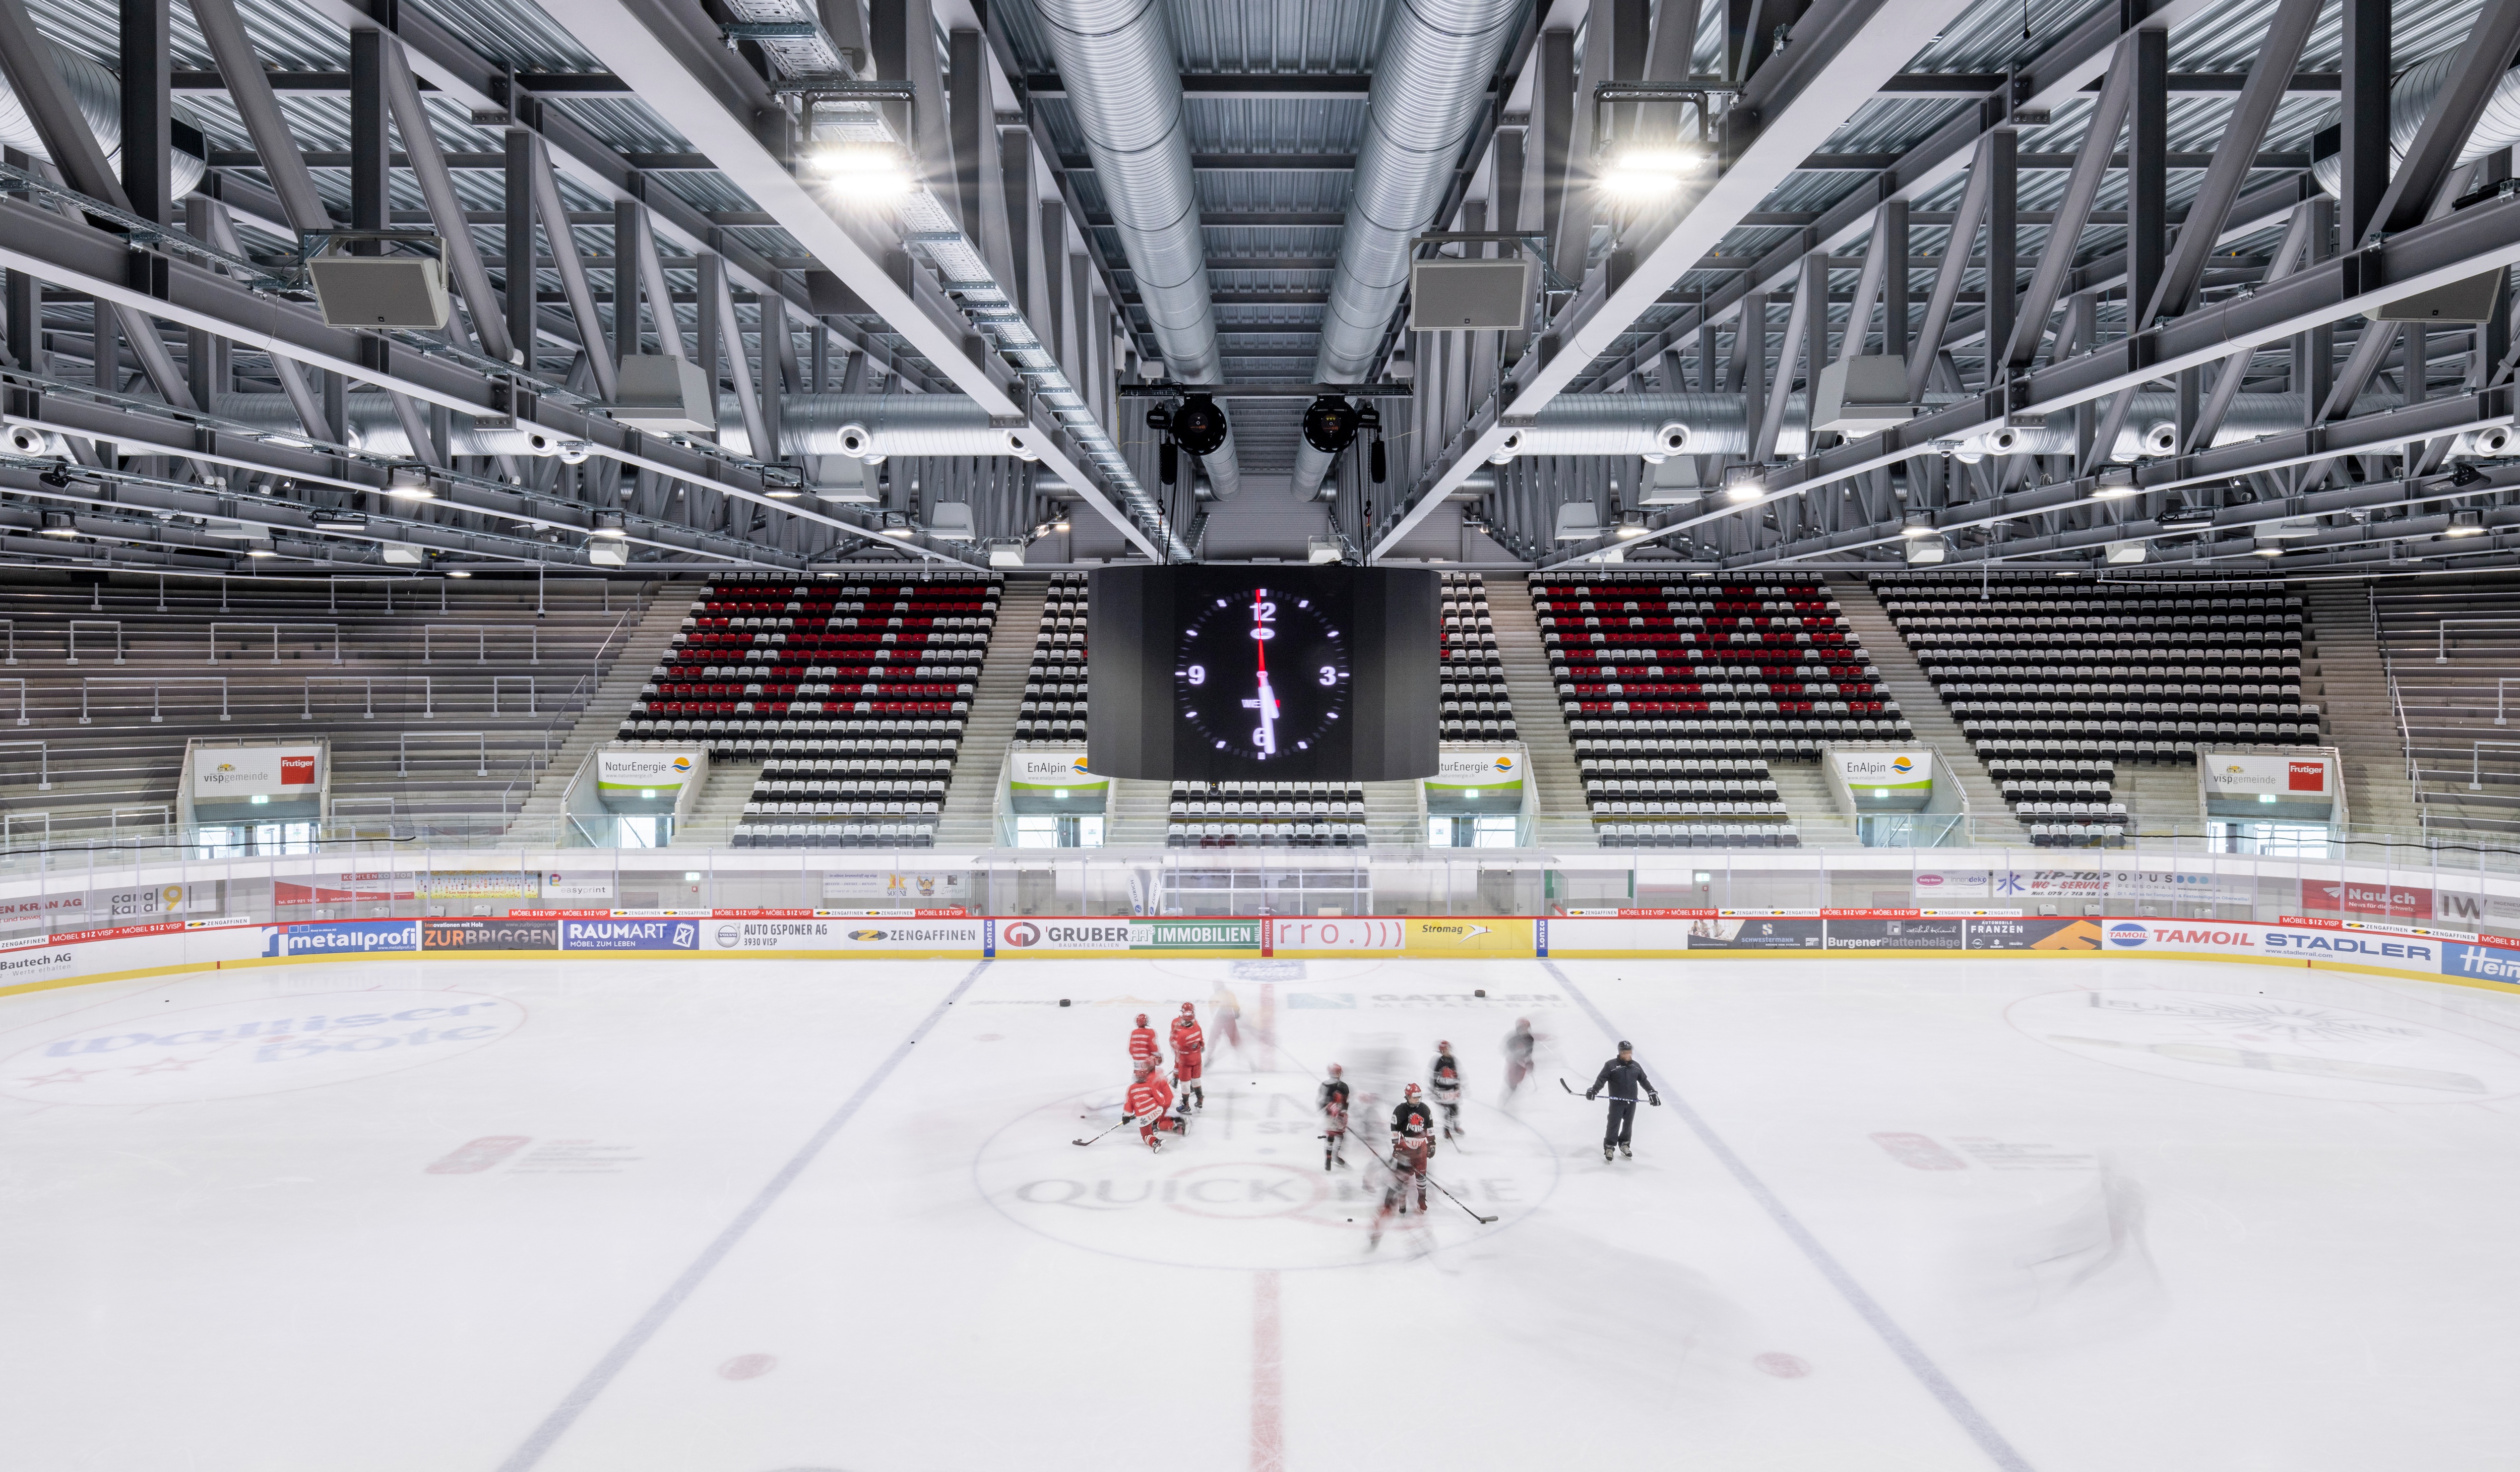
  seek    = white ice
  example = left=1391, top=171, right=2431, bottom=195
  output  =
left=5, top=951, right=2519, bottom=1470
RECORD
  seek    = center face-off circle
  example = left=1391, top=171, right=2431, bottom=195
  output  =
left=976, top=1083, right=1557, bottom=1269
left=2009, top=988, right=2520, bottom=1103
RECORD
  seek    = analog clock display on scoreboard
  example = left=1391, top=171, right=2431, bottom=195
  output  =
left=1174, top=585, right=1351, bottom=762
left=1085, top=565, right=1439, bottom=783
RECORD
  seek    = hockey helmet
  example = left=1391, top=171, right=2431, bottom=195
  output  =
left=1437, top=1039, right=1452, bottom=1052
left=1135, top=1013, right=1148, bottom=1026
left=1179, top=1001, right=1196, bottom=1015
left=1327, top=1063, right=1343, bottom=1077
left=1404, top=1082, right=1423, bottom=1098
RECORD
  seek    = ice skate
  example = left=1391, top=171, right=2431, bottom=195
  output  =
left=1603, top=1145, right=1614, bottom=1162
left=1619, top=1142, right=1632, bottom=1159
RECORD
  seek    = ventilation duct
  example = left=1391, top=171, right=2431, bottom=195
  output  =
left=1484, top=391, right=2400, bottom=462
left=0, top=40, right=206, bottom=200
left=207, top=392, right=1042, bottom=461
left=1033, top=0, right=1238, bottom=499
left=2312, top=52, right=2520, bottom=201
left=1293, top=0, right=1522, bottom=501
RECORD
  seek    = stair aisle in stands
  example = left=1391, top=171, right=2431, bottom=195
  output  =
left=1829, top=577, right=2026, bottom=841
left=2307, top=586, right=2426, bottom=834
left=511, top=586, right=702, bottom=833
left=1481, top=577, right=1596, bottom=844
left=934, top=578, right=1047, bottom=847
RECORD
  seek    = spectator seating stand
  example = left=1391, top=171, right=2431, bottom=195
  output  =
left=617, top=570, right=999, bottom=848
left=1532, top=573, right=1913, bottom=848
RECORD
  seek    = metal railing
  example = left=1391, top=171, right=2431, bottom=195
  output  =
left=209, top=622, right=341, bottom=665
left=424, top=625, right=538, bottom=665
left=79, top=676, right=228, bottom=723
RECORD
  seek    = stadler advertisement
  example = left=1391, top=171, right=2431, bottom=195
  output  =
left=191, top=745, right=321, bottom=800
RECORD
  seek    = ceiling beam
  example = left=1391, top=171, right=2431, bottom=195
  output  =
left=168, top=70, right=634, bottom=94
left=1878, top=70, right=2342, bottom=94
left=1060, top=152, right=1358, bottom=172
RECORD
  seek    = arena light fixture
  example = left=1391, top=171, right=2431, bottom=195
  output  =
left=37, top=510, right=76, bottom=537
left=1600, top=144, right=1707, bottom=198
left=2447, top=508, right=2487, bottom=536
left=1721, top=464, right=1767, bottom=503
left=2091, top=466, right=2140, bottom=499
left=1900, top=511, right=1936, bottom=538
left=1615, top=509, right=1649, bottom=538
left=588, top=542, right=628, bottom=567
left=809, top=143, right=915, bottom=196
left=243, top=542, right=277, bottom=559
left=2253, top=545, right=2285, bottom=557
left=592, top=512, right=628, bottom=538
left=446, top=569, right=472, bottom=578
left=1171, top=394, right=1230, bottom=458
left=1905, top=534, right=1949, bottom=565
left=385, top=466, right=435, bottom=500
left=1301, top=395, right=1360, bottom=454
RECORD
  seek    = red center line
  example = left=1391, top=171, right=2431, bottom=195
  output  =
left=1251, top=1269, right=1284, bottom=1472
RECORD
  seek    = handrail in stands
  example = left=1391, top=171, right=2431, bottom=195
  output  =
left=0, top=739, right=49, bottom=788
left=80, top=676, right=226, bottom=723
left=2435, top=617, right=2520, bottom=663
left=66, top=620, right=122, bottom=665
left=209, top=622, right=341, bottom=665
left=424, top=625, right=538, bottom=665
left=399, top=730, right=488, bottom=778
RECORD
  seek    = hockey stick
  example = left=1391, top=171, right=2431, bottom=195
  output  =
left=1357, top=1137, right=1497, bottom=1225
left=1072, top=1116, right=1135, bottom=1147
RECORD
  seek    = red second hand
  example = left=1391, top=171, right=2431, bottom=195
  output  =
left=1252, top=591, right=1268, bottom=673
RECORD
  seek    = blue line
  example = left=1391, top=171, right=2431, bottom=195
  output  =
left=1539, top=960, right=2035, bottom=1472
left=495, top=959, right=994, bottom=1472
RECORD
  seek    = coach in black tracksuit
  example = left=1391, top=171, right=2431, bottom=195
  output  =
left=1585, top=1042, right=1660, bottom=1160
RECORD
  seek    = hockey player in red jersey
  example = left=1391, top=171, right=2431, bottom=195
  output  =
left=1369, top=1083, right=1440, bottom=1248
left=1318, top=1063, right=1351, bottom=1171
left=1127, top=1013, right=1161, bottom=1071
left=1170, top=1002, right=1206, bottom=1111
left=1123, top=1060, right=1181, bottom=1151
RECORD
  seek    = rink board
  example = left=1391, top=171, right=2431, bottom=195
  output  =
left=3, top=911, right=2513, bottom=997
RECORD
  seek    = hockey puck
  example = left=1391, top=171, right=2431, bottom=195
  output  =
left=1474, top=989, right=1486, bottom=997
left=1058, top=998, right=1072, bottom=1007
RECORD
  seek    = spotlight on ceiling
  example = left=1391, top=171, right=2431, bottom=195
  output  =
left=2091, top=465, right=2141, bottom=499
left=1302, top=395, right=1360, bottom=454
left=38, top=510, right=77, bottom=537
left=385, top=466, right=435, bottom=500
left=1720, top=464, right=1767, bottom=503
left=2447, top=508, right=2487, bottom=536
left=808, top=143, right=915, bottom=196
left=1171, top=394, right=1229, bottom=457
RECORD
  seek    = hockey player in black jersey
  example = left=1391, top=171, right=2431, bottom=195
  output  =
left=1318, top=1064, right=1352, bottom=1171
left=1584, top=1041, right=1661, bottom=1160
left=1429, top=1041, right=1464, bottom=1140
left=1369, top=1084, right=1441, bottom=1248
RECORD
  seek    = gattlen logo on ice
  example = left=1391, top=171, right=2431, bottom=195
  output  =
left=2, top=989, right=525, bottom=1105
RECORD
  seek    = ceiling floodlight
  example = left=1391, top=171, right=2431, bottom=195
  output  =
left=380, top=542, right=424, bottom=565
left=1615, top=509, right=1649, bottom=538
left=2448, top=508, right=2487, bottom=536
left=2105, top=538, right=2149, bottom=564
left=809, top=143, right=915, bottom=196
left=1601, top=145, right=1708, bottom=198
left=243, top=541, right=277, bottom=559
left=2092, top=466, right=2140, bottom=498
left=1900, top=511, right=1935, bottom=538
left=1721, top=464, right=1767, bottom=503
left=1307, top=536, right=1343, bottom=564
left=37, top=510, right=76, bottom=537
left=592, top=512, right=628, bottom=538
left=2260, top=518, right=2318, bottom=539
left=385, top=466, right=435, bottom=500
left=879, top=512, right=915, bottom=538
left=1905, top=534, right=1949, bottom=565
left=588, top=542, right=628, bottom=567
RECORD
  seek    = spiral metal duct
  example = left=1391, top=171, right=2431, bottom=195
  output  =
left=1293, top=0, right=1523, bottom=501
left=0, top=40, right=206, bottom=199
left=1032, top=0, right=1238, bottom=499
left=1493, top=391, right=2403, bottom=461
left=2312, top=52, right=2520, bottom=200
left=210, top=393, right=1037, bottom=461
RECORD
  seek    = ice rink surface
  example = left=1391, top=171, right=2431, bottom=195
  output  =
left=6, top=951, right=2519, bottom=1471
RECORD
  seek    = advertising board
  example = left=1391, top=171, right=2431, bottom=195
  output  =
left=191, top=745, right=322, bottom=801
